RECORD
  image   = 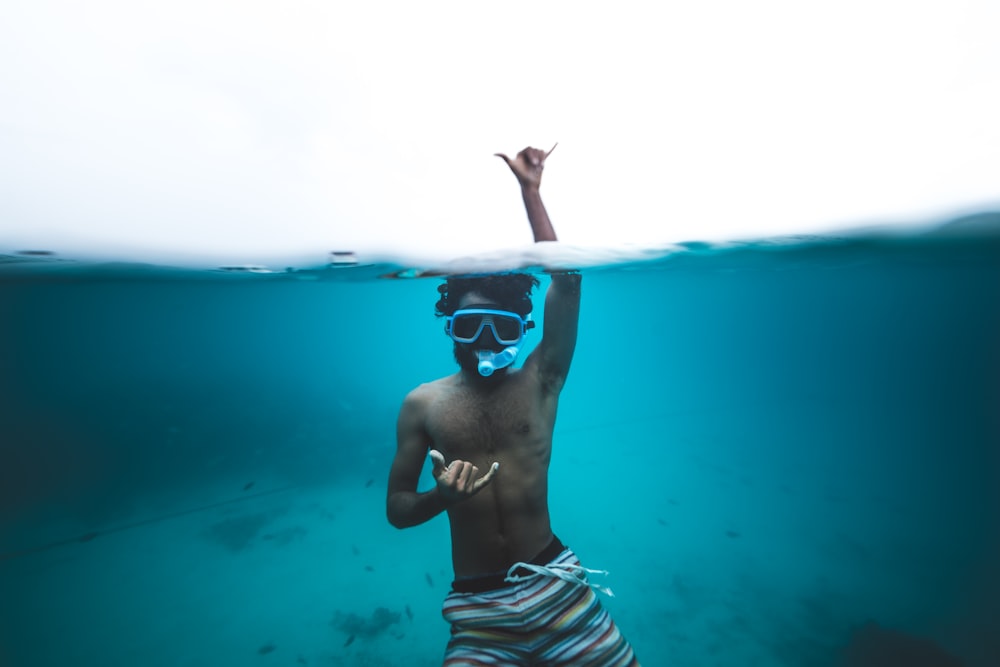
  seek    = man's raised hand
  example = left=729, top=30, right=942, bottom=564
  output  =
left=429, top=449, right=499, bottom=503
left=495, top=144, right=557, bottom=190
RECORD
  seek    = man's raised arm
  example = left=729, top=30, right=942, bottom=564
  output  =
left=495, top=144, right=558, bottom=242
left=496, top=145, right=581, bottom=390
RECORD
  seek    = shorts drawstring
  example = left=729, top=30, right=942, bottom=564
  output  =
left=504, top=561, right=615, bottom=597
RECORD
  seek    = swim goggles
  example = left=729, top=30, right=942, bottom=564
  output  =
left=445, top=309, right=534, bottom=345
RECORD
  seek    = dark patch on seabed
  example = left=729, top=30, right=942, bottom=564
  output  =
left=837, top=621, right=966, bottom=666
left=1, top=225, right=999, bottom=666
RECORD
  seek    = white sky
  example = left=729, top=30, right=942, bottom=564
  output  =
left=1, top=0, right=999, bottom=265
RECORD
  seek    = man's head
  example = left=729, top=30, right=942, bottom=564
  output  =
left=436, top=273, right=539, bottom=375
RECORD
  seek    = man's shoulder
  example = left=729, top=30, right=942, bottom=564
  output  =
left=405, top=373, right=460, bottom=404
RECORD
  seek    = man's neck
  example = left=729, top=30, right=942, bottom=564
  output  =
left=459, top=367, right=510, bottom=390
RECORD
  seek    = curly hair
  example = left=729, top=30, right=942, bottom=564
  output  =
left=435, top=273, right=540, bottom=318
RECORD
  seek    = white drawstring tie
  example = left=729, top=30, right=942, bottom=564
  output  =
left=503, top=561, right=615, bottom=597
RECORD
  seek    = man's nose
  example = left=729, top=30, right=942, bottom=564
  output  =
left=479, top=324, right=501, bottom=346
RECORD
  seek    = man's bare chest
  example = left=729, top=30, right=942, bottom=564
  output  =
left=426, top=381, right=549, bottom=461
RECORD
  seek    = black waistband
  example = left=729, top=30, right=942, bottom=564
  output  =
left=450, top=536, right=566, bottom=594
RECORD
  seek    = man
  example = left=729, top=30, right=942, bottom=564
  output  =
left=387, top=146, right=639, bottom=666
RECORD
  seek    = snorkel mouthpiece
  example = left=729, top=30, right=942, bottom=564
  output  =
left=477, top=346, right=519, bottom=376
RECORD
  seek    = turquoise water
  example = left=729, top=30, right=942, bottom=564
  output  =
left=1, top=224, right=999, bottom=666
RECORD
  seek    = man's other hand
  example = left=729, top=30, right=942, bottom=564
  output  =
left=429, top=449, right=499, bottom=503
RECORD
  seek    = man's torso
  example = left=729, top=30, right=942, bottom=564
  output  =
left=422, top=366, right=558, bottom=577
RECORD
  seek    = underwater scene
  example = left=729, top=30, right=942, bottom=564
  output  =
left=1, top=219, right=999, bottom=667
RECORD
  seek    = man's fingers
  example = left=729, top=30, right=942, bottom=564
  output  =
left=429, top=449, right=447, bottom=472
left=473, top=462, right=500, bottom=492
left=456, top=462, right=477, bottom=491
left=494, top=152, right=512, bottom=166
left=431, top=453, right=498, bottom=495
left=545, top=142, right=558, bottom=158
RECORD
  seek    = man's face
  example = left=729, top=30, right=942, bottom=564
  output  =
left=451, top=292, right=509, bottom=374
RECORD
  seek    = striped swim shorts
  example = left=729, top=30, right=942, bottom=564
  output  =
left=441, top=539, right=639, bottom=666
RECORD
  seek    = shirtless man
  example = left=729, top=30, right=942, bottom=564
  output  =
left=387, top=146, right=639, bottom=666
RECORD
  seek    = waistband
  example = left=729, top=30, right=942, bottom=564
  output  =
left=450, top=536, right=566, bottom=594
